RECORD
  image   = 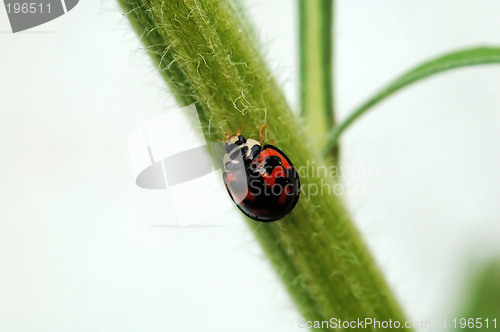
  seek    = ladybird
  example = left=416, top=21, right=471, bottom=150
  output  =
left=222, top=129, right=300, bottom=222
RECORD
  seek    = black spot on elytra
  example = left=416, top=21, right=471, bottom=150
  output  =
left=264, top=156, right=282, bottom=175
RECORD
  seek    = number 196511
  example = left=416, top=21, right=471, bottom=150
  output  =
left=6, top=2, right=51, bottom=14
left=452, top=318, right=496, bottom=329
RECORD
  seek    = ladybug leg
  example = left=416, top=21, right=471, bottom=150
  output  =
left=259, top=123, right=268, bottom=144
left=217, top=133, right=231, bottom=142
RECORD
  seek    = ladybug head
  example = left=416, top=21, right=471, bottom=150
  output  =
left=225, top=135, right=247, bottom=153
left=223, top=135, right=262, bottom=170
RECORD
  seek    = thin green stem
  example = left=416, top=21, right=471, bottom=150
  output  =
left=299, top=0, right=335, bottom=153
left=323, top=46, right=500, bottom=156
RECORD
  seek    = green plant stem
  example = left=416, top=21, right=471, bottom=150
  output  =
left=299, top=0, right=335, bottom=153
left=323, top=47, right=500, bottom=156
left=118, top=0, right=409, bottom=329
left=458, top=259, right=500, bottom=326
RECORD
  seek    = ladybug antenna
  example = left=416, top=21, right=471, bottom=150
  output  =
left=236, top=125, right=244, bottom=136
left=259, top=123, right=268, bottom=144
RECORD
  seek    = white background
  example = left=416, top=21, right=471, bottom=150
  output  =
left=1, top=1, right=500, bottom=331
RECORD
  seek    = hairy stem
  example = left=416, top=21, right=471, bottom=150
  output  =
left=118, top=0, right=409, bottom=329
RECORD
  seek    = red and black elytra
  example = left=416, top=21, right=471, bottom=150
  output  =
left=222, top=133, right=300, bottom=222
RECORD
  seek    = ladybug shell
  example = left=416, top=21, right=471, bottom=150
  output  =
left=223, top=144, right=300, bottom=222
